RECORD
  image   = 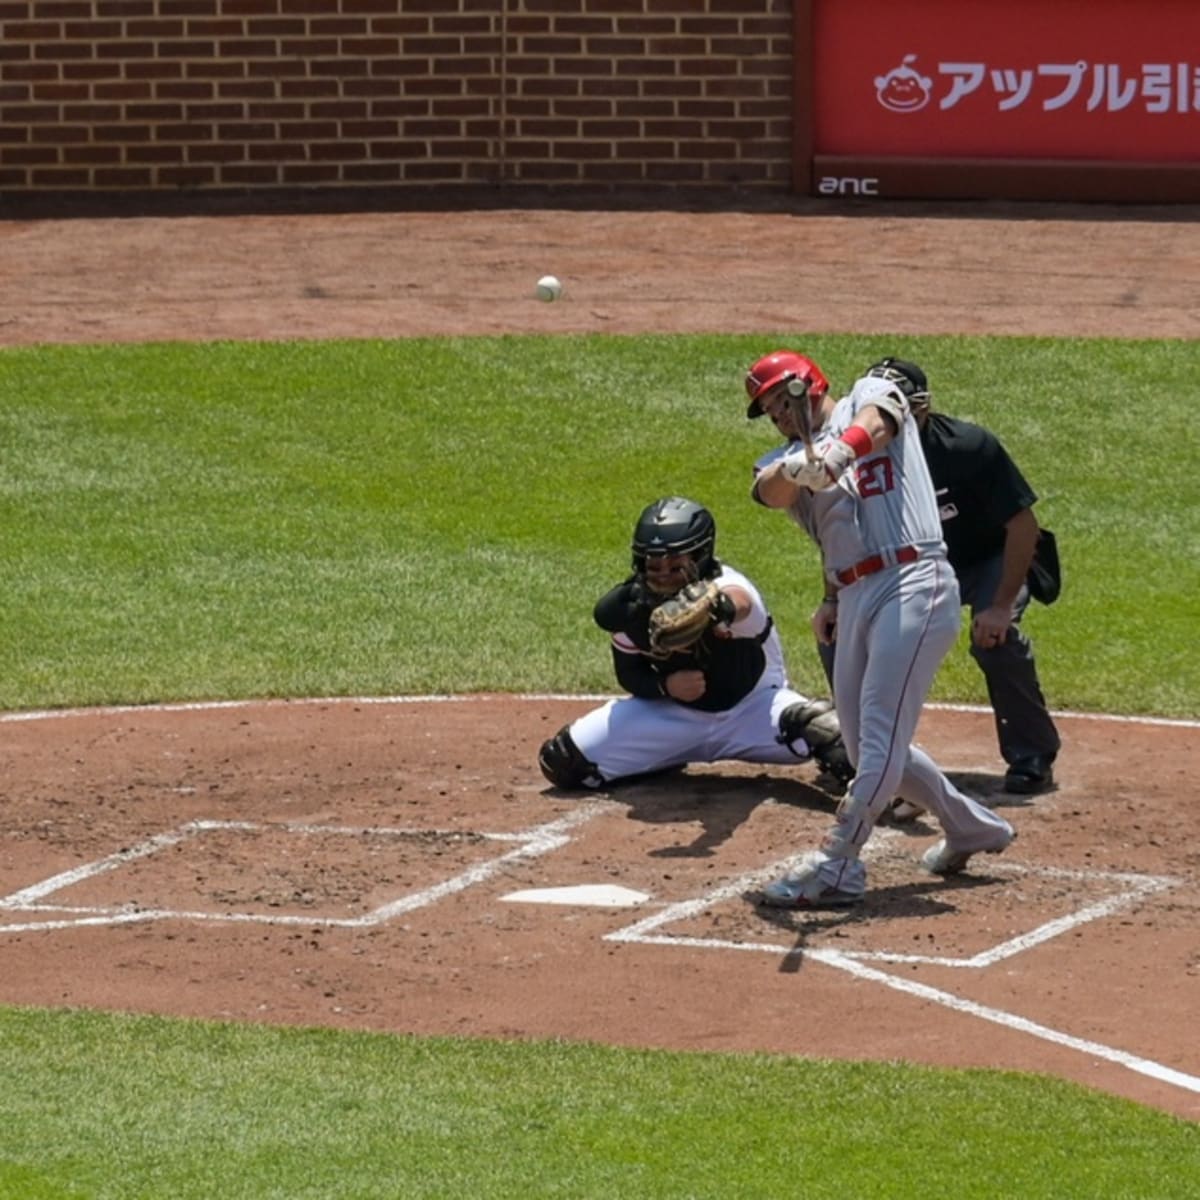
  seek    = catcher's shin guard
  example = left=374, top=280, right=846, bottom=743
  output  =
left=778, top=699, right=854, bottom=784
left=538, top=726, right=605, bottom=790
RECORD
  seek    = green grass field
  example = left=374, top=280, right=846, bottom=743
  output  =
left=3, top=332, right=1198, bottom=714
left=2, top=332, right=1197, bottom=1196
left=1, top=1008, right=1197, bottom=1200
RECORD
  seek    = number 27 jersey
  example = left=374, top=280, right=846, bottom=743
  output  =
left=754, top=378, right=946, bottom=574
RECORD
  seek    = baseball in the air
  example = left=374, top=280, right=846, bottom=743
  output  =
left=535, top=274, right=563, bottom=302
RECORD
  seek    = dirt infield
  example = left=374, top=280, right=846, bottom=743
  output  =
left=2, top=201, right=1199, bottom=1120
left=3, top=200, right=1200, bottom=345
left=1, top=697, right=1197, bottom=1120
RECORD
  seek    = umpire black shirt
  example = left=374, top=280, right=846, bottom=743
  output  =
left=919, top=412, right=1038, bottom=573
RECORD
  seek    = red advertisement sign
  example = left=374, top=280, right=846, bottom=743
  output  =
left=814, top=0, right=1200, bottom=161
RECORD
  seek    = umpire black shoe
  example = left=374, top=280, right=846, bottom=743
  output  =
left=1004, top=755, right=1055, bottom=795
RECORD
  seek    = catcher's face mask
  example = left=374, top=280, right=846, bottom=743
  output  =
left=643, top=552, right=697, bottom=596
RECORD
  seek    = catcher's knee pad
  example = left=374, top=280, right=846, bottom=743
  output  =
left=538, top=726, right=605, bottom=790
left=778, top=699, right=855, bottom=785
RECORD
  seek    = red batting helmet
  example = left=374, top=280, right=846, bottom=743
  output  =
left=744, top=351, right=830, bottom=419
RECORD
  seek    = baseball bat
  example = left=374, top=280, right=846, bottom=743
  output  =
left=785, top=377, right=816, bottom=461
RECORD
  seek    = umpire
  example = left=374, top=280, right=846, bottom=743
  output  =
left=818, top=358, right=1061, bottom=796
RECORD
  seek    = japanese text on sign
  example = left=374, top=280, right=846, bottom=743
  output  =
left=877, top=56, right=1200, bottom=115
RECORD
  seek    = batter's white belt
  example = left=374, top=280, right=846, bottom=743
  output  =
left=833, top=544, right=919, bottom=587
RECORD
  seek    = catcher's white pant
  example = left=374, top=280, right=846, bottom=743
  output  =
left=568, top=685, right=812, bottom=784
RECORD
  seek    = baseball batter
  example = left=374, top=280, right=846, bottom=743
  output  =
left=537, top=496, right=853, bottom=791
left=743, top=352, right=1014, bottom=908
left=814, top=358, right=1061, bottom=799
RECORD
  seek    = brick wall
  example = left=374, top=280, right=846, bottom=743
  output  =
left=0, top=0, right=797, bottom=201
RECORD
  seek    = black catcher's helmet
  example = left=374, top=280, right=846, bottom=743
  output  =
left=631, top=496, right=717, bottom=578
left=866, top=357, right=930, bottom=406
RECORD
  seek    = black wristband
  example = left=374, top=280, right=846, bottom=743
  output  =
left=711, top=590, right=737, bottom=625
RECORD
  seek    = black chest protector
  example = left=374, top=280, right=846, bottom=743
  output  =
left=594, top=576, right=772, bottom=713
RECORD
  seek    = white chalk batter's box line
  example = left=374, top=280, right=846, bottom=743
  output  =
left=0, top=809, right=1177, bottom=969
left=603, top=843, right=1198, bottom=1099
left=4, top=808, right=1196, bottom=1099
left=604, top=848, right=1178, bottom=969
left=0, top=807, right=603, bottom=934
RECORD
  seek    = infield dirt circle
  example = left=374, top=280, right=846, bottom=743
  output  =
left=1, top=199, right=1198, bottom=1121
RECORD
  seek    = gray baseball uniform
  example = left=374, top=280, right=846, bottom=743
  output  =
left=754, top=375, right=1012, bottom=900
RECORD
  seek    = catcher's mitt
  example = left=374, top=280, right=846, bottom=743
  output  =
left=647, top=579, right=735, bottom=658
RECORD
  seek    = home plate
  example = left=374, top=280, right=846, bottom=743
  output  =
left=500, top=884, right=650, bottom=908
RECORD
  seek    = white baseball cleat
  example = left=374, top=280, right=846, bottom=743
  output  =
left=760, top=877, right=863, bottom=909
left=758, top=851, right=866, bottom=909
left=921, top=824, right=1015, bottom=876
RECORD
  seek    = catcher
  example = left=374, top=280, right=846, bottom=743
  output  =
left=537, top=496, right=853, bottom=791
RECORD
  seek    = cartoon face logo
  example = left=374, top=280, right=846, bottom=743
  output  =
left=875, top=55, right=932, bottom=113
